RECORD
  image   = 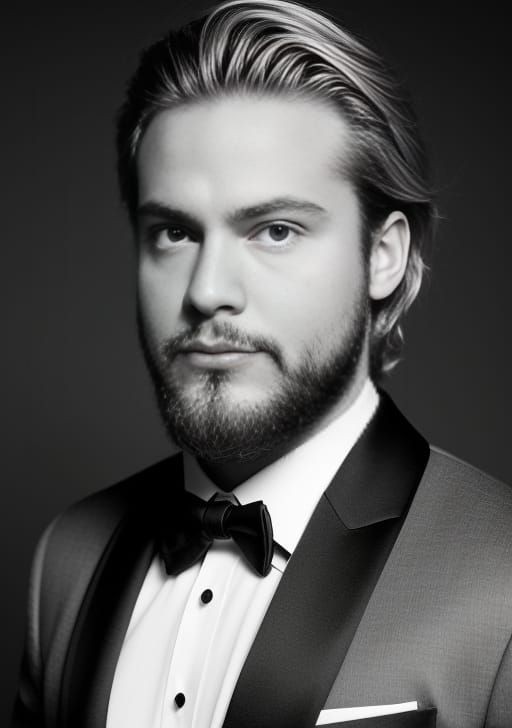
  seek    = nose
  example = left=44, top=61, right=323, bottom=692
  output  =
left=184, top=237, right=247, bottom=318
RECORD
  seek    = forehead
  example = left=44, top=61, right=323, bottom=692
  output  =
left=137, top=94, right=354, bottom=212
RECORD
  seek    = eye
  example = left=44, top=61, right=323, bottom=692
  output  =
left=147, top=225, right=195, bottom=250
left=165, top=226, right=190, bottom=243
left=251, top=223, right=301, bottom=247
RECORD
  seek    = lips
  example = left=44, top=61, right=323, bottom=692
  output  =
left=176, top=340, right=259, bottom=370
left=179, top=340, right=256, bottom=355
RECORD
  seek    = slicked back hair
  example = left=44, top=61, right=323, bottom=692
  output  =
left=117, top=0, right=437, bottom=380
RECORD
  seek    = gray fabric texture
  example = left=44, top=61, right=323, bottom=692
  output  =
left=325, top=448, right=512, bottom=728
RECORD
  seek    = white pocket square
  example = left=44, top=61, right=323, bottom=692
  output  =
left=316, top=701, right=418, bottom=724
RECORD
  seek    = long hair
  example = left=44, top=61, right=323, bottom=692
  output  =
left=117, top=0, right=437, bottom=379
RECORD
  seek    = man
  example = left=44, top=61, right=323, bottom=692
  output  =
left=11, top=1, right=512, bottom=727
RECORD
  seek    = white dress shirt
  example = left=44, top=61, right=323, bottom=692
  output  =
left=107, top=380, right=379, bottom=728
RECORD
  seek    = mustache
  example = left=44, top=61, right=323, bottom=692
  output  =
left=161, top=321, right=285, bottom=369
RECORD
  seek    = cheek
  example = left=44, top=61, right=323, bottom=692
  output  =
left=264, top=245, right=365, bottom=349
left=137, top=260, right=186, bottom=341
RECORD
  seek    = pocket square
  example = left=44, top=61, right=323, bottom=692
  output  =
left=316, top=705, right=436, bottom=728
left=316, top=701, right=417, bottom=724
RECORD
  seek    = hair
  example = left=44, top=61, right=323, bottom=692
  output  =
left=116, top=0, right=437, bottom=380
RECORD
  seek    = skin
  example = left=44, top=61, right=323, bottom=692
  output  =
left=136, top=95, right=409, bottom=487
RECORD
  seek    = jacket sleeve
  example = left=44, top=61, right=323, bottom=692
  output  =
left=11, top=521, right=56, bottom=728
left=485, top=632, right=512, bottom=727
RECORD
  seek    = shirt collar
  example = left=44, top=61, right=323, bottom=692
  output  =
left=184, top=379, right=379, bottom=555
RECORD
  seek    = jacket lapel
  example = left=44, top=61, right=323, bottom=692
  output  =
left=223, top=393, right=430, bottom=728
left=58, top=456, right=185, bottom=728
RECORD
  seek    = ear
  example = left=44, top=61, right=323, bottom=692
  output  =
left=368, top=211, right=410, bottom=301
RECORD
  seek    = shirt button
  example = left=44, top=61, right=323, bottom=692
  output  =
left=200, top=588, right=213, bottom=604
left=174, top=693, right=186, bottom=708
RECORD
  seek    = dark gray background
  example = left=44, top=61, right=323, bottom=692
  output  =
left=2, top=1, right=509, bottom=722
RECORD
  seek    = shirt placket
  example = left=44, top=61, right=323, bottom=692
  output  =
left=161, top=542, right=240, bottom=727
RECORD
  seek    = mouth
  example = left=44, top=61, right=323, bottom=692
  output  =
left=179, top=339, right=257, bottom=355
left=177, top=339, right=259, bottom=369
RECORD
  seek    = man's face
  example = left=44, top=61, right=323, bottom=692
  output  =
left=136, top=95, right=370, bottom=462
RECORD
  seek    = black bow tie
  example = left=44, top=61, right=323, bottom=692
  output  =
left=159, top=491, right=274, bottom=577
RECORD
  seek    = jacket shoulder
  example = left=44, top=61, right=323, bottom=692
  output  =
left=410, top=445, right=512, bottom=580
left=37, top=455, right=181, bottom=658
left=427, top=445, right=512, bottom=508
left=13, top=455, right=182, bottom=726
left=46, top=455, right=180, bottom=554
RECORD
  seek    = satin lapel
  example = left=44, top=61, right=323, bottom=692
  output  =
left=223, top=394, right=430, bottom=728
left=59, top=455, right=185, bottom=728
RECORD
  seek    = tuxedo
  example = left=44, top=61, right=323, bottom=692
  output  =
left=12, top=395, right=512, bottom=727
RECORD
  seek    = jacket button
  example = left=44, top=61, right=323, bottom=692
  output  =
left=174, top=693, right=186, bottom=708
left=201, top=588, right=213, bottom=604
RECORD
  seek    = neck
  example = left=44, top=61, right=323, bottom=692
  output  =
left=199, top=367, right=370, bottom=491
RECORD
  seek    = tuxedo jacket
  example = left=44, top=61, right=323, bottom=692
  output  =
left=12, top=395, right=512, bottom=728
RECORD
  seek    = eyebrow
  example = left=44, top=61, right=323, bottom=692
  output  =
left=227, top=197, right=328, bottom=223
left=137, top=202, right=201, bottom=230
left=137, top=197, right=328, bottom=228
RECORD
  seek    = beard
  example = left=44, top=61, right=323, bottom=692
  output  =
left=139, top=299, right=369, bottom=465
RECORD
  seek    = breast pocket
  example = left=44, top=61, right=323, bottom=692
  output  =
left=317, top=707, right=437, bottom=727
